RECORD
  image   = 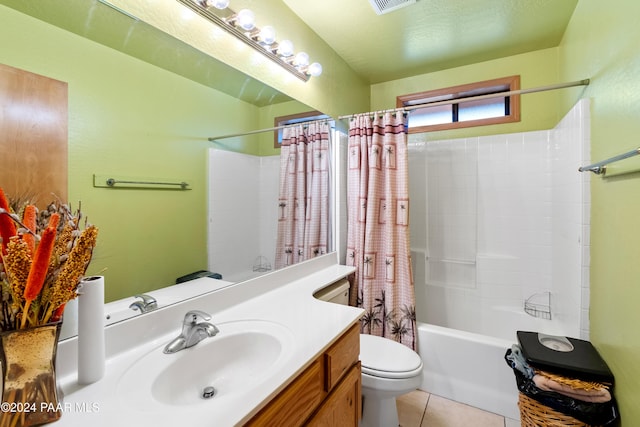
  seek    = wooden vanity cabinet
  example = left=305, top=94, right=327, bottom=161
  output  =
left=306, top=362, right=361, bottom=427
left=246, top=323, right=361, bottom=427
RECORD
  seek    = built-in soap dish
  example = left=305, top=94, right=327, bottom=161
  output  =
left=253, top=256, right=272, bottom=272
left=524, top=291, right=552, bottom=320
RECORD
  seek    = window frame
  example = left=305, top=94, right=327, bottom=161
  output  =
left=396, top=75, right=520, bottom=133
left=273, top=110, right=328, bottom=148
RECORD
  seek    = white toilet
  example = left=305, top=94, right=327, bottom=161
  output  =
left=359, top=333, right=423, bottom=427
left=314, top=280, right=424, bottom=427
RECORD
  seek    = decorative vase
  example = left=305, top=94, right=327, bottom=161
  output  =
left=0, top=322, right=62, bottom=427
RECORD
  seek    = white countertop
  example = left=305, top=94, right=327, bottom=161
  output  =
left=53, top=254, right=361, bottom=426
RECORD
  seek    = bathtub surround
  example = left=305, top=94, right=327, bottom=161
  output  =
left=410, top=99, right=590, bottom=342
left=347, top=112, right=417, bottom=349
left=208, top=149, right=280, bottom=281
left=274, top=122, right=330, bottom=269
left=209, top=125, right=343, bottom=282
left=407, top=100, right=590, bottom=420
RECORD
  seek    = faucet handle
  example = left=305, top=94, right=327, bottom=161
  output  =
left=134, top=294, right=157, bottom=305
left=184, top=310, right=212, bottom=325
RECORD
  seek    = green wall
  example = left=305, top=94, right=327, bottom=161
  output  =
left=207, top=100, right=311, bottom=156
left=258, top=100, right=315, bottom=157
left=370, top=47, right=563, bottom=139
left=558, top=0, right=640, bottom=424
left=5, top=1, right=639, bottom=421
left=0, top=5, right=263, bottom=302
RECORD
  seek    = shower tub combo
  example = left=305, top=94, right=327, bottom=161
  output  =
left=208, top=101, right=590, bottom=420
left=410, top=100, right=590, bottom=420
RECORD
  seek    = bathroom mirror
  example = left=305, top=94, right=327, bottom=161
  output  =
left=0, top=0, right=336, bottom=338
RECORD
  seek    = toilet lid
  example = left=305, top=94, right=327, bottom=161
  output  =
left=360, top=334, right=423, bottom=379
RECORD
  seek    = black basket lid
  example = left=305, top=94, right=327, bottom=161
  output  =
left=517, top=331, right=614, bottom=384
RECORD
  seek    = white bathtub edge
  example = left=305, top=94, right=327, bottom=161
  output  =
left=416, top=322, right=520, bottom=420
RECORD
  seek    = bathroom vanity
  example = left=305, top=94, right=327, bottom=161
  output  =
left=54, top=254, right=362, bottom=426
left=247, top=323, right=360, bottom=426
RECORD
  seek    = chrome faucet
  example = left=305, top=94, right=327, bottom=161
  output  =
left=163, top=310, right=219, bottom=354
left=129, top=294, right=158, bottom=313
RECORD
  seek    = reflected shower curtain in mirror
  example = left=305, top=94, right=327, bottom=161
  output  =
left=274, top=122, right=329, bottom=269
left=347, top=112, right=416, bottom=349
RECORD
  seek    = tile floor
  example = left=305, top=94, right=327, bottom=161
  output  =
left=397, top=390, right=520, bottom=427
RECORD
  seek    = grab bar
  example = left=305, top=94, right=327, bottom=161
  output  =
left=578, top=147, right=640, bottom=175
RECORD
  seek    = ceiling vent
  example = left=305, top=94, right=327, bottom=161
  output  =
left=368, top=0, right=416, bottom=15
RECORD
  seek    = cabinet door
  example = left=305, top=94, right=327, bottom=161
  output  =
left=307, top=362, right=361, bottom=427
left=246, top=359, right=325, bottom=427
left=325, top=324, right=359, bottom=390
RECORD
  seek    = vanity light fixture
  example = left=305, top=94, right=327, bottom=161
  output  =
left=177, top=0, right=322, bottom=81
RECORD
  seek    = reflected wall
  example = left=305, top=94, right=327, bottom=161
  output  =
left=0, top=4, right=260, bottom=301
left=208, top=150, right=280, bottom=281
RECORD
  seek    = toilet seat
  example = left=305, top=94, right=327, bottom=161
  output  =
left=360, top=334, right=423, bottom=379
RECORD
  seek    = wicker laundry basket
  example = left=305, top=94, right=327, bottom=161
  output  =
left=518, top=393, right=595, bottom=427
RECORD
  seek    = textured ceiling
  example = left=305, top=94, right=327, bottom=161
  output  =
left=283, top=0, right=578, bottom=83
left=2, top=0, right=578, bottom=104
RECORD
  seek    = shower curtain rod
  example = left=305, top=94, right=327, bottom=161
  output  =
left=336, top=79, right=590, bottom=120
left=207, top=118, right=332, bottom=141
left=206, top=79, right=589, bottom=141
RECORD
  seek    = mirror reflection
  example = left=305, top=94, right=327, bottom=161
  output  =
left=0, top=0, right=335, bottom=339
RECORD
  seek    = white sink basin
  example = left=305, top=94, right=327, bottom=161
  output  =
left=117, top=319, right=294, bottom=408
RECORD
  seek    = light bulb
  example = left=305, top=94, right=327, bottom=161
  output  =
left=277, top=39, right=294, bottom=57
left=203, top=0, right=229, bottom=9
left=236, top=9, right=255, bottom=31
left=308, top=62, right=323, bottom=77
left=259, top=26, right=276, bottom=45
left=213, top=0, right=229, bottom=9
left=294, top=52, right=310, bottom=68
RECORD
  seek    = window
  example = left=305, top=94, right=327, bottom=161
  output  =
left=396, top=75, right=520, bottom=133
left=273, top=110, right=329, bottom=148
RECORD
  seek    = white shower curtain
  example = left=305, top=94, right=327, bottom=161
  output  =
left=347, top=112, right=416, bottom=349
left=274, top=122, right=329, bottom=269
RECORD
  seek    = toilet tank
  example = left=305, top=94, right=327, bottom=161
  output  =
left=313, top=279, right=350, bottom=305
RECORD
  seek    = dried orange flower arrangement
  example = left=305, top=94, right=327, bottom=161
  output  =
left=0, top=187, right=98, bottom=331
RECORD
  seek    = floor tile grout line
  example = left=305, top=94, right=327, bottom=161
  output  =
left=420, top=393, right=430, bottom=426
left=400, top=390, right=511, bottom=427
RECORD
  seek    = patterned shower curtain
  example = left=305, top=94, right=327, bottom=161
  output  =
left=274, top=122, right=329, bottom=269
left=347, top=112, right=416, bottom=349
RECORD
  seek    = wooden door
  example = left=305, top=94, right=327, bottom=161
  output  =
left=0, top=63, right=68, bottom=209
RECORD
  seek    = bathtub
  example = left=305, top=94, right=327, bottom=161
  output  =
left=416, top=322, right=520, bottom=420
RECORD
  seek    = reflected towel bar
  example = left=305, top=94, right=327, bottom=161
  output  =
left=93, top=174, right=191, bottom=190
left=106, top=179, right=189, bottom=189
left=107, top=178, right=189, bottom=190
left=578, top=147, right=640, bottom=175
